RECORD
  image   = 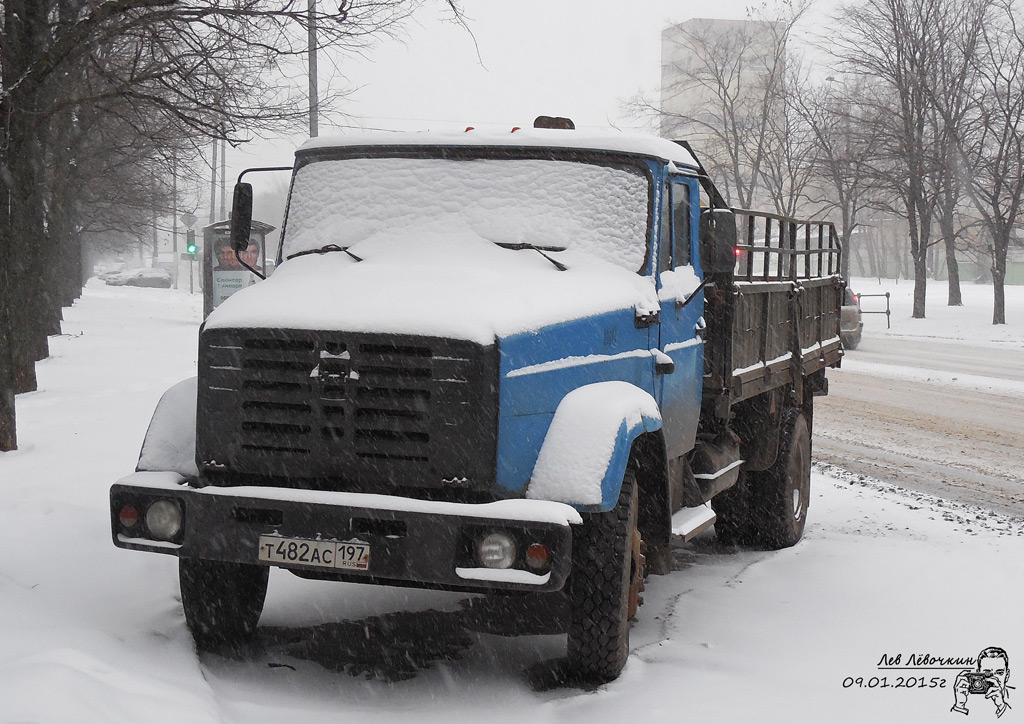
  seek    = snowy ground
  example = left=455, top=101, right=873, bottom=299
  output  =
left=851, top=274, right=1024, bottom=348
left=1, top=277, right=1022, bottom=724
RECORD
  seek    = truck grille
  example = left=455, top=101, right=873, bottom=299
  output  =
left=197, top=329, right=499, bottom=493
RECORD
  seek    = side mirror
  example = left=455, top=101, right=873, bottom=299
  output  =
left=230, top=182, right=253, bottom=252
left=699, top=208, right=737, bottom=275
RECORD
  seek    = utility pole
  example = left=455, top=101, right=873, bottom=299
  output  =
left=209, top=137, right=218, bottom=225
left=308, top=0, right=318, bottom=138
left=220, top=137, right=227, bottom=219
left=172, top=157, right=179, bottom=289
left=152, top=204, right=159, bottom=266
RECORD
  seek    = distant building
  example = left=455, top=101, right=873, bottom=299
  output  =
left=660, top=18, right=785, bottom=143
left=659, top=18, right=787, bottom=208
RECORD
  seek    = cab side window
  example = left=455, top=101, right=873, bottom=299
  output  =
left=671, top=182, right=691, bottom=268
left=659, top=183, right=672, bottom=272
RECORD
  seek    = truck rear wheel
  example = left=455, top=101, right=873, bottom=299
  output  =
left=567, top=468, right=644, bottom=683
left=179, top=558, right=269, bottom=652
left=746, top=408, right=811, bottom=549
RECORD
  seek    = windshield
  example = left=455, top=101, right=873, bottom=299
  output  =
left=281, top=154, right=652, bottom=272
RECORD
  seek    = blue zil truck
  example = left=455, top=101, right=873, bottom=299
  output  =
left=110, top=119, right=843, bottom=683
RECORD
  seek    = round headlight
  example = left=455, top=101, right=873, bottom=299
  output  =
left=478, top=532, right=517, bottom=569
left=145, top=499, right=183, bottom=541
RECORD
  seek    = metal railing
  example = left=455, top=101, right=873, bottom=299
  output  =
left=856, top=292, right=892, bottom=329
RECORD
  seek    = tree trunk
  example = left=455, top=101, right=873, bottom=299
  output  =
left=865, top=235, right=879, bottom=278
left=941, top=224, right=962, bottom=306
left=908, top=225, right=928, bottom=318
left=0, top=157, right=16, bottom=452
left=3, top=0, right=51, bottom=394
left=841, top=230, right=852, bottom=283
left=913, top=254, right=928, bottom=318
left=992, top=267, right=1005, bottom=325
left=992, top=235, right=1008, bottom=325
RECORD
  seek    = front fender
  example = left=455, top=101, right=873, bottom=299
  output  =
left=136, top=377, right=198, bottom=478
left=525, top=381, right=662, bottom=511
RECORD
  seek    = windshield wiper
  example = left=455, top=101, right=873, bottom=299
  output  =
left=494, top=242, right=568, bottom=271
left=287, top=244, right=363, bottom=262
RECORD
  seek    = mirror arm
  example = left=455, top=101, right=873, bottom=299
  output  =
left=676, top=276, right=711, bottom=310
left=235, top=249, right=266, bottom=280
left=237, top=166, right=293, bottom=184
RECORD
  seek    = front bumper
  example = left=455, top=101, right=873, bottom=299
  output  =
left=110, top=472, right=578, bottom=593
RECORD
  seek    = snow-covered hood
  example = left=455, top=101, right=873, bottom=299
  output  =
left=203, top=231, right=659, bottom=345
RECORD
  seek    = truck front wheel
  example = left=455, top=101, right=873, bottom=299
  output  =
left=567, top=467, right=644, bottom=683
left=747, top=408, right=811, bottom=549
left=179, top=558, right=269, bottom=652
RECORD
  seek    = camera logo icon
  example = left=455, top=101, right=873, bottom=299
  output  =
left=952, top=647, right=1010, bottom=718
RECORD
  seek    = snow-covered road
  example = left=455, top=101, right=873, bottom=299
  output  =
left=0, top=279, right=1021, bottom=724
left=815, top=286, right=1024, bottom=516
left=815, top=358, right=1024, bottom=516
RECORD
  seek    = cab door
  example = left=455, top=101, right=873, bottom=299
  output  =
left=655, top=177, right=704, bottom=459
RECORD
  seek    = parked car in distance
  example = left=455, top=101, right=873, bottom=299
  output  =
left=97, top=268, right=127, bottom=283
left=841, top=286, right=863, bottom=349
left=102, top=268, right=137, bottom=286
left=105, top=267, right=173, bottom=288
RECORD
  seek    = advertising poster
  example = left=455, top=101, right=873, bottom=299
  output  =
left=211, top=232, right=261, bottom=308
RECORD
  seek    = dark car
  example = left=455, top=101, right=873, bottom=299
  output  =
left=841, top=287, right=863, bottom=349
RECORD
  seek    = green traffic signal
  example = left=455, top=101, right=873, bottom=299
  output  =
left=186, top=230, right=197, bottom=255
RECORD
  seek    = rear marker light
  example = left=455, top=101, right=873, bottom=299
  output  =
left=119, top=504, right=139, bottom=529
left=525, top=543, right=551, bottom=570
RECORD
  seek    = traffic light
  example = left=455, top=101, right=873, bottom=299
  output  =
left=186, top=230, right=197, bottom=257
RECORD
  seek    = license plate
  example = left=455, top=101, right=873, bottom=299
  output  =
left=258, top=536, right=370, bottom=571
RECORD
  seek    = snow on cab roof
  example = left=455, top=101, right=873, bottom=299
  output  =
left=298, top=128, right=701, bottom=168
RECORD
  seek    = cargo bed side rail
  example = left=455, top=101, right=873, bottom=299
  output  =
left=719, top=209, right=844, bottom=406
left=732, top=209, right=842, bottom=282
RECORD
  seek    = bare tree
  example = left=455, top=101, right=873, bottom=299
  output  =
left=925, top=0, right=991, bottom=306
left=628, top=3, right=808, bottom=208
left=833, top=0, right=993, bottom=317
left=0, top=0, right=466, bottom=451
left=957, top=0, right=1024, bottom=324
left=751, top=56, right=816, bottom=217
left=834, top=0, right=947, bottom=318
left=789, top=75, right=879, bottom=283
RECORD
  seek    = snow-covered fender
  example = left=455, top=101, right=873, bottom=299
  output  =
left=136, top=377, right=199, bottom=478
left=525, top=381, right=662, bottom=512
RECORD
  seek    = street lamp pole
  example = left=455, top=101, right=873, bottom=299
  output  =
left=172, top=157, right=179, bottom=290
left=308, top=0, right=318, bottom=138
left=209, top=137, right=218, bottom=225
